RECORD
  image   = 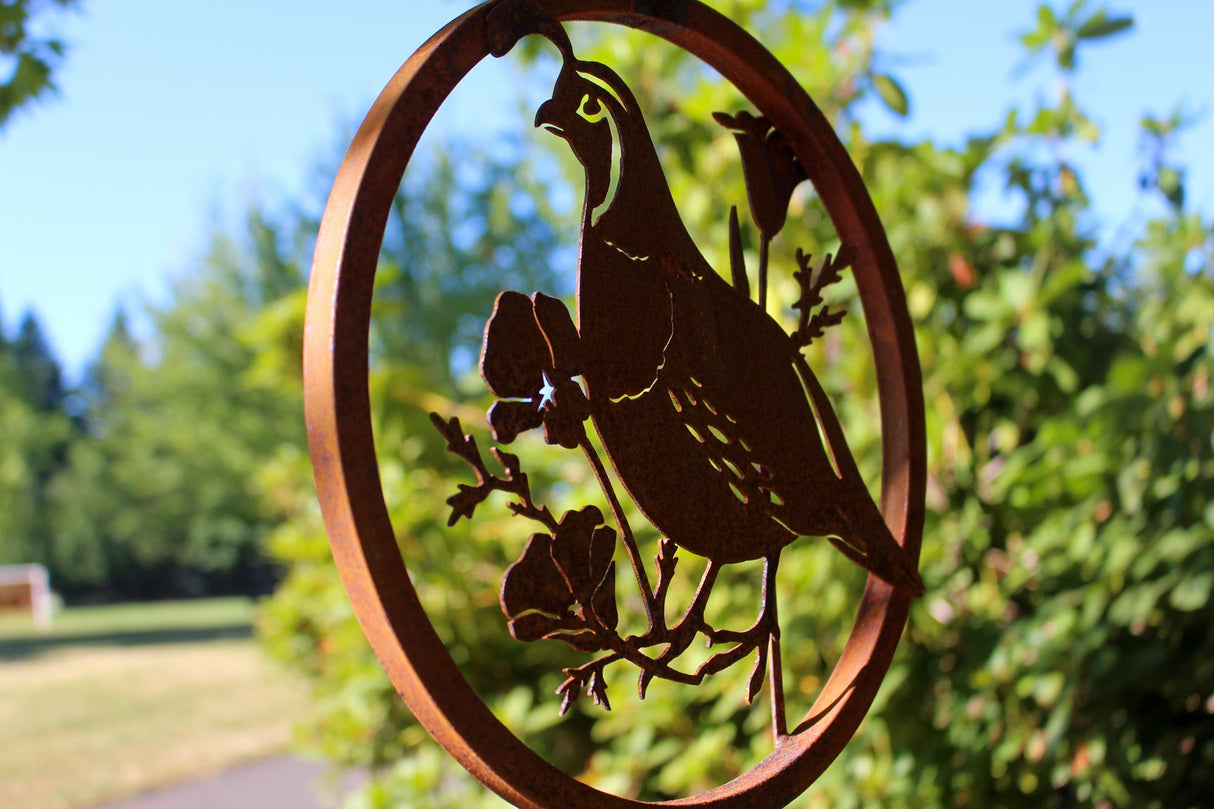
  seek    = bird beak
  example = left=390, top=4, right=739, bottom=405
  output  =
left=535, top=99, right=564, bottom=136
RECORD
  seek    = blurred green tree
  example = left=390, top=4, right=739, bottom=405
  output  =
left=45, top=210, right=307, bottom=597
left=9, top=311, right=66, bottom=412
left=0, top=310, right=75, bottom=568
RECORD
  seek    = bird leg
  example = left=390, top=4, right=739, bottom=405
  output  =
left=764, top=556, right=787, bottom=741
left=697, top=551, right=786, bottom=739
left=631, top=558, right=719, bottom=699
left=652, top=558, right=719, bottom=663
left=701, top=555, right=778, bottom=649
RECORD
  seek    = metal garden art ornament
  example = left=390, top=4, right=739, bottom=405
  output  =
left=304, top=1, right=926, bottom=807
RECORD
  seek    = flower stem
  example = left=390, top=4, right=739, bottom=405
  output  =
left=579, top=435, right=656, bottom=624
left=758, top=234, right=771, bottom=311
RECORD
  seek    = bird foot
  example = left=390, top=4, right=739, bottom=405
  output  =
left=641, top=555, right=719, bottom=666
left=705, top=603, right=779, bottom=650
left=631, top=616, right=710, bottom=699
left=651, top=613, right=710, bottom=666
left=696, top=593, right=781, bottom=694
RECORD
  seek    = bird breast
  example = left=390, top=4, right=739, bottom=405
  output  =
left=587, top=268, right=843, bottom=564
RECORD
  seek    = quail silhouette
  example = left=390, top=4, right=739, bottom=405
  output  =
left=527, top=31, right=923, bottom=660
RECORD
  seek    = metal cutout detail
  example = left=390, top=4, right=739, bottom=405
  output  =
left=304, top=1, right=926, bottom=807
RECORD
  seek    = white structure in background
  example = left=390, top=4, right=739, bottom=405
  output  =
left=0, top=564, right=52, bottom=630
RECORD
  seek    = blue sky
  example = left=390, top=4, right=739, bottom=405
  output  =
left=2, top=0, right=1211, bottom=378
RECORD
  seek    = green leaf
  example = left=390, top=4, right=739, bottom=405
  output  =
left=1157, top=166, right=1185, bottom=209
left=1077, top=14, right=1133, bottom=40
left=1170, top=571, right=1212, bottom=612
left=1057, top=36, right=1076, bottom=71
left=871, top=71, right=909, bottom=116
left=1020, top=5, right=1056, bottom=51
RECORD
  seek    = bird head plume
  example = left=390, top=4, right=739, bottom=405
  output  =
left=535, top=56, right=638, bottom=226
left=535, top=48, right=692, bottom=263
left=486, top=3, right=631, bottom=227
left=487, top=0, right=574, bottom=61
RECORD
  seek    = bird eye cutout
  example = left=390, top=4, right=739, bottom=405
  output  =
left=577, top=93, right=606, bottom=122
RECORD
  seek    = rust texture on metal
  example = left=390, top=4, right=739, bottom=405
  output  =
left=304, top=1, right=926, bottom=808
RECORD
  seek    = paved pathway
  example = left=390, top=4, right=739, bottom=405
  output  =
left=92, top=757, right=357, bottom=809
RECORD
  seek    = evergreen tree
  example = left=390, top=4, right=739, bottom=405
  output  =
left=11, top=311, right=65, bottom=412
left=0, top=309, right=74, bottom=569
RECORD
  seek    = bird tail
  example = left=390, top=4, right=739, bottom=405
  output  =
left=830, top=498, right=925, bottom=598
left=792, top=354, right=924, bottom=597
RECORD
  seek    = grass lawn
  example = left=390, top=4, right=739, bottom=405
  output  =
left=0, top=598, right=310, bottom=809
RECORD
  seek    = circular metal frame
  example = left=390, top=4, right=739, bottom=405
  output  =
left=303, top=1, right=925, bottom=807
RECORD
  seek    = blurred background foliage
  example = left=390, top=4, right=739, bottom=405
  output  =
left=0, top=0, right=79, bottom=127
left=3, top=0, right=1212, bottom=806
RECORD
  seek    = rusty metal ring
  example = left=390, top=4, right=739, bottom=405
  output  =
left=304, top=1, right=925, bottom=806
